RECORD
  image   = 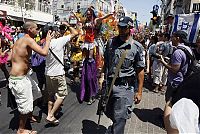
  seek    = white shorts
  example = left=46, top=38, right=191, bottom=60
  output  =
left=8, top=75, right=41, bottom=114
left=81, top=42, right=96, bottom=50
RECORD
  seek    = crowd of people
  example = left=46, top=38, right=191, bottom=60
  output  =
left=0, top=5, right=200, bottom=134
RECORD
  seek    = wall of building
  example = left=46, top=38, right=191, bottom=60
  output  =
left=56, top=0, right=113, bottom=21
left=164, top=0, right=175, bottom=18
left=190, top=0, right=200, bottom=13
left=182, top=0, right=191, bottom=14
left=0, top=1, right=53, bottom=24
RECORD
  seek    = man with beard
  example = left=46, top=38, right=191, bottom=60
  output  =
left=100, top=16, right=145, bottom=134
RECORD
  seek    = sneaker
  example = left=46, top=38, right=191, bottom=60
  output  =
left=87, top=98, right=96, bottom=105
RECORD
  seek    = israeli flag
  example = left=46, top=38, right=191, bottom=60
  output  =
left=171, top=13, right=200, bottom=43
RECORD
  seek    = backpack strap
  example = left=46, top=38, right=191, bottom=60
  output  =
left=177, top=46, right=196, bottom=77
left=177, top=46, right=195, bottom=62
left=49, top=48, right=65, bottom=67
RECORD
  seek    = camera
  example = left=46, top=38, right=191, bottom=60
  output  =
left=151, top=53, right=161, bottom=59
left=151, top=53, right=170, bottom=61
left=49, top=25, right=59, bottom=31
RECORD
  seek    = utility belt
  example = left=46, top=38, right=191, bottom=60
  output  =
left=108, top=76, right=135, bottom=86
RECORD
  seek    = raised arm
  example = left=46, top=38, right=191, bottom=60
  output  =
left=27, top=31, right=52, bottom=56
left=61, top=22, right=78, bottom=39
left=95, top=12, right=116, bottom=25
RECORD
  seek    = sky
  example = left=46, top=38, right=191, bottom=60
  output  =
left=120, top=0, right=162, bottom=24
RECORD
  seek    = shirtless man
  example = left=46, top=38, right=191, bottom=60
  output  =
left=9, top=21, right=52, bottom=134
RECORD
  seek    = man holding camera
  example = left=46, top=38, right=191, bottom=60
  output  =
left=100, top=16, right=145, bottom=134
left=159, top=30, right=193, bottom=102
left=45, top=21, right=78, bottom=125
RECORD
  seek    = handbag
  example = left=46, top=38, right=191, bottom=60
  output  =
left=49, top=48, right=70, bottom=72
left=31, top=39, right=46, bottom=67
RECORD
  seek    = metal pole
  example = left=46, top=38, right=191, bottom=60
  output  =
left=52, top=0, right=55, bottom=23
left=21, top=0, right=25, bottom=23
left=161, top=0, right=165, bottom=32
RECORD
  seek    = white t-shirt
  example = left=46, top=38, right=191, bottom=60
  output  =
left=45, top=35, right=71, bottom=76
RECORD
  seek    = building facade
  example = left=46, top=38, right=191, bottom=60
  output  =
left=54, top=0, right=113, bottom=21
left=0, top=0, right=53, bottom=24
left=173, top=0, right=200, bottom=14
left=190, top=0, right=200, bottom=13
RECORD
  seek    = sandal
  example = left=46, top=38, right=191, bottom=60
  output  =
left=87, top=98, right=96, bottom=105
left=17, top=129, right=37, bottom=134
left=28, top=130, right=37, bottom=134
left=45, top=118, right=59, bottom=125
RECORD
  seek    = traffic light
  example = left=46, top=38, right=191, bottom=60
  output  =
left=151, top=11, right=158, bottom=25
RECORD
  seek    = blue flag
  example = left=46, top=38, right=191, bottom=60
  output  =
left=171, top=13, right=200, bottom=43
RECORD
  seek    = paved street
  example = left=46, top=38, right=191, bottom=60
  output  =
left=0, top=68, right=166, bottom=134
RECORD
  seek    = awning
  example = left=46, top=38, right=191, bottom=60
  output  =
left=7, top=15, right=48, bottom=25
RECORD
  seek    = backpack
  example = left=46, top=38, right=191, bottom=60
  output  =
left=171, top=47, right=200, bottom=118
left=177, top=46, right=200, bottom=78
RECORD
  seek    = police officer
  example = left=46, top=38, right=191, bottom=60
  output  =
left=100, top=16, right=145, bottom=134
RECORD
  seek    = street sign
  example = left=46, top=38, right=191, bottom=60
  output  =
left=153, top=5, right=159, bottom=14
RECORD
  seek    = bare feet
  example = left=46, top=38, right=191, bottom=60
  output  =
left=29, top=116, right=37, bottom=123
left=17, top=129, right=37, bottom=134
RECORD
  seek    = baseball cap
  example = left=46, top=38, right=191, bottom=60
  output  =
left=118, top=16, right=133, bottom=27
left=173, top=30, right=189, bottom=44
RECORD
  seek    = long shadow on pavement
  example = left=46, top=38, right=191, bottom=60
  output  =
left=133, top=107, right=165, bottom=129
left=69, top=79, right=83, bottom=104
left=82, top=119, right=107, bottom=134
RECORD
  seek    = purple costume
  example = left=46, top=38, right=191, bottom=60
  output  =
left=79, top=59, right=98, bottom=102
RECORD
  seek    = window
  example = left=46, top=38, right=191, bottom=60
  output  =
left=61, top=5, right=64, bottom=8
left=193, top=3, right=200, bottom=13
